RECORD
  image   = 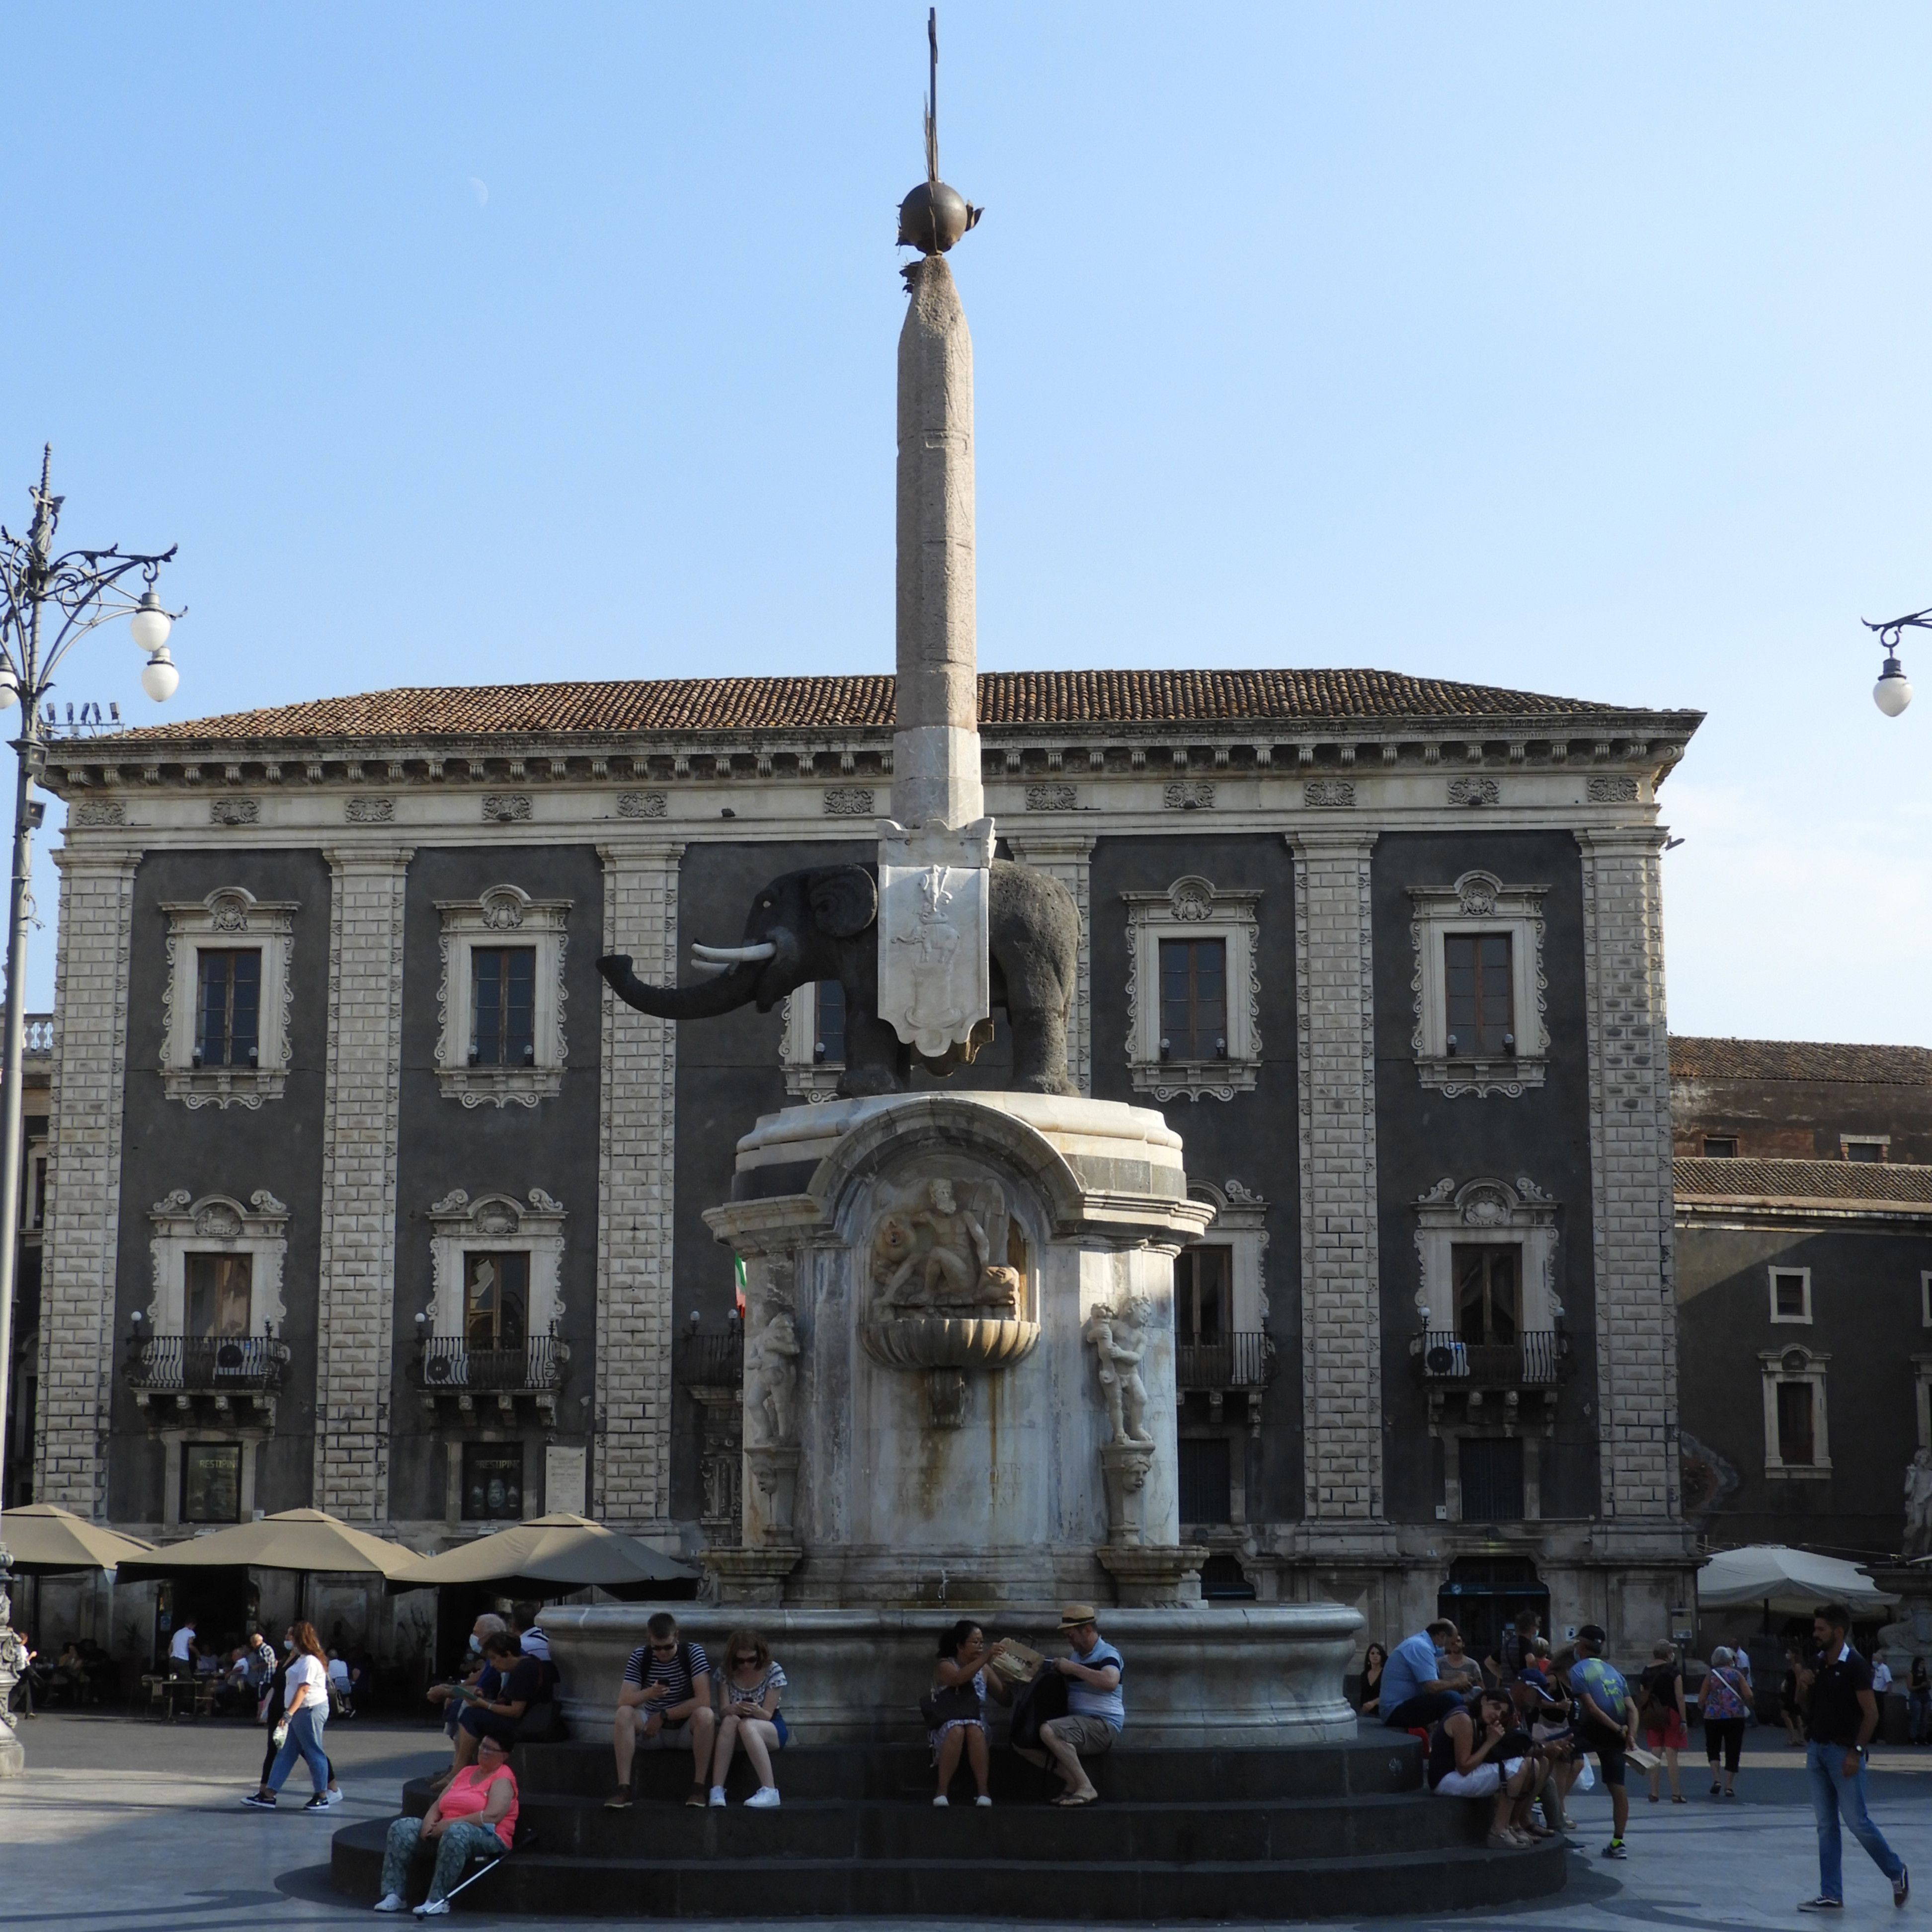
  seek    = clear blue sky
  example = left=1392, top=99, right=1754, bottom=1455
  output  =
left=5, top=2, right=1931, bottom=1038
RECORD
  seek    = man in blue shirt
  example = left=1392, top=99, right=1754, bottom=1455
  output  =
left=1568, top=1623, right=1638, bottom=1860
left=1017, top=1604, right=1123, bottom=1807
left=1379, top=1619, right=1466, bottom=1731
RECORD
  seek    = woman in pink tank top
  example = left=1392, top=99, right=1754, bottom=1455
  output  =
left=373, top=1732, right=519, bottom=1915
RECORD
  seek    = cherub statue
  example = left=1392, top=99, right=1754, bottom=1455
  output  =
left=1906, top=1449, right=1932, bottom=1559
left=1082, top=1296, right=1155, bottom=1446
left=744, top=1301, right=801, bottom=1447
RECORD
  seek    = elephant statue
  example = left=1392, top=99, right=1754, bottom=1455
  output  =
left=597, top=860, right=1080, bottom=1099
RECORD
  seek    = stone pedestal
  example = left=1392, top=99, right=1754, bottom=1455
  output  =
left=701, top=1545, right=804, bottom=1606
left=702, top=1091, right=1212, bottom=1608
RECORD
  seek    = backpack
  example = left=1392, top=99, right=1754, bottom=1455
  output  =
left=1008, top=1662, right=1069, bottom=1752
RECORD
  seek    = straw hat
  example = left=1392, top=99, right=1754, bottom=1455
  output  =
left=1058, top=1603, right=1099, bottom=1631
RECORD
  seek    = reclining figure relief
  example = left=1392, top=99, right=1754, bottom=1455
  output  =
left=868, top=1176, right=1022, bottom=1318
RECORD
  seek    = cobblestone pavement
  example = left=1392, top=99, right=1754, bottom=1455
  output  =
left=3, top=1715, right=1930, bottom=1929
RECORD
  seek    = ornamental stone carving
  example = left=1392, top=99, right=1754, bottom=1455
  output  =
left=1447, top=777, right=1499, bottom=807
left=482, top=794, right=531, bottom=822
left=822, top=787, right=876, bottom=815
left=876, top=816, right=993, bottom=1060
left=210, top=798, right=260, bottom=825
left=1163, top=781, right=1215, bottom=810
left=1587, top=775, right=1640, bottom=803
left=73, top=799, right=126, bottom=827
left=616, top=791, right=667, bottom=818
left=1083, top=1296, right=1155, bottom=1447
left=1024, top=784, right=1078, bottom=811
left=1303, top=780, right=1355, bottom=808
left=345, top=796, right=396, bottom=823
left=1906, top=1450, right=1932, bottom=1561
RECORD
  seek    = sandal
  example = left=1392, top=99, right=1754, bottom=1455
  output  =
left=1672, top=1794, right=1688, bottom=1804
left=1710, top=1780, right=1721, bottom=1794
left=1053, top=1790, right=1097, bottom=1807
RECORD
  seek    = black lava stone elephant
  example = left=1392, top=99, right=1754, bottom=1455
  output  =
left=596, top=860, right=1080, bottom=1099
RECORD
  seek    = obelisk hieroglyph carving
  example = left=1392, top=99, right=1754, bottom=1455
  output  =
left=878, top=14, right=994, bottom=1066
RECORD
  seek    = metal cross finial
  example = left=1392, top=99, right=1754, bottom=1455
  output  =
left=925, top=8, right=940, bottom=184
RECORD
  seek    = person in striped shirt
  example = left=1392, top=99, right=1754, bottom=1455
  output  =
left=607, top=1613, right=716, bottom=1809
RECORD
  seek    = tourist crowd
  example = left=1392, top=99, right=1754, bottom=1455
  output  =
left=1367, top=1603, right=1909, bottom=1913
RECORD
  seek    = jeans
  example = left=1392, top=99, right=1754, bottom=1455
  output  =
left=379, top=1816, right=504, bottom=1905
left=1806, top=1740, right=1904, bottom=1900
left=265, top=1705, right=330, bottom=1797
left=1383, top=1690, right=1465, bottom=1731
left=1911, top=1690, right=1932, bottom=1746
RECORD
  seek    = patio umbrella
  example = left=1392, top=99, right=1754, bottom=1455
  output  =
left=389, top=1513, right=697, bottom=1596
left=2, top=1505, right=156, bottom=1575
left=114, top=1508, right=425, bottom=1590
left=1696, top=1543, right=1896, bottom=1617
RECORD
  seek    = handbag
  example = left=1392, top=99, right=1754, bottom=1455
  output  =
left=1008, top=1663, right=1069, bottom=1753
left=920, top=1679, right=982, bottom=1728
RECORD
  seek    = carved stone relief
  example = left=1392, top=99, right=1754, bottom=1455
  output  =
left=1083, top=1296, right=1156, bottom=1447
left=876, top=817, right=993, bottom=1060
left=616, top=791, right=668, bottom=818
left=1447, top=777, right=1499, bottom=806
left=1303, top=780, right=1355, bottom=808
left=822, top=787, right=876, bottom=815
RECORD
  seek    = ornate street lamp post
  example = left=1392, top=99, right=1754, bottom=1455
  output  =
left=0, top=447, right=181, bottom=1773
left=1863, top=609, right=1922, bottom=717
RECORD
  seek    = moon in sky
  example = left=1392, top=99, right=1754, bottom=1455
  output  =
left=468, top=177, right=489, bottom=207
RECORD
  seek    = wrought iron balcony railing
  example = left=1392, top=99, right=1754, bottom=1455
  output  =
left=1420, top=1329, right=1559, bottom=1386
left=125, top=1332, right=289, bottom=1393
left=676, top=1332, right=745, bottom=1388
left=417, top=1334, right=563, bottom=1392
left=1176, top=1331, right=1278, bottom=1392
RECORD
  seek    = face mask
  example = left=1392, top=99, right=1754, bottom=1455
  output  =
left=282, top=1639, right=294, bottom=1652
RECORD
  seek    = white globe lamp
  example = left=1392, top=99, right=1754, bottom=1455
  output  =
left=1875, top=653, right=1913, bottom=718
left=140, top=648, right=179, bottom=704
left=129, top=590, right=172, bottom=654
left=0, top=664, right=17, bottom=713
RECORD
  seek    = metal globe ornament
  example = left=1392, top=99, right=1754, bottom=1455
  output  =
left=897, top=179, right=981, bottom=255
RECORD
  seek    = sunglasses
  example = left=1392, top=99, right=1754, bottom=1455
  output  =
left=649, top=1643, right=679, bottom=1654
left=731, top=1656, right=758, bottom=1666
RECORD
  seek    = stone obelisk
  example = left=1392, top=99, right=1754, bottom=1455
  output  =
left=875, top=72, right=994, bottom=1066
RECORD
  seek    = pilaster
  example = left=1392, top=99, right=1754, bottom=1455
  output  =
left=313, top=847, right=412, bottom=1522
left=594, top=838, right=685, bottom=1531
left=35, top=846, right=140, bottom=1516
left=1577, top=827, right=1680, bottom=1525
left=1286, top=831, right=1386, bottom=1532
left=1003, top=833, right=1095, bottom=1095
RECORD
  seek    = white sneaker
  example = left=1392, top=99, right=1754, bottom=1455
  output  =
left=708, top=1786, right=727, bottom=1807
left=745, top=1785, right=781, bottom=1809
left=412, top=1903, right=451, bottom=1920
left=373, top=1897, right=406, bottom=1915
left=323, top=1788, right=345, bottom=1807
left=975, top=1795, right=992, bottom=1807
left=933, top=1795, right=949, bottom=1806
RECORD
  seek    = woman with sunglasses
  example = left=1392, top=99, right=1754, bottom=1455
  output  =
left=709, top=1629, right=787, bottom=1808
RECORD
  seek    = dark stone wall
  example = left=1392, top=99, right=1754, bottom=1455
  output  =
left=1088, top=834, right=1303, bottom=1526
left=1677, top=1221, right=1931, bottom=1552
left=389, top=846, right=608, bottom=1522
left=1672, top=1077, right=1932, bottom=1163
left=1369, top=832, right=1599, bottom=1527
left=110, top=848, right=333, bottom=1521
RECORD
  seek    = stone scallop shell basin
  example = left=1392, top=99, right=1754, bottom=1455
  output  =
left=860, top=1313, right=1040, bottom=1370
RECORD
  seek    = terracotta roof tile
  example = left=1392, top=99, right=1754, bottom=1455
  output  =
left=1675, top=1157, right=1932, bottom=1208
left=98, top=668, right=1694, bottom=746
left=1670, top=1037, right=1932, bottom=1086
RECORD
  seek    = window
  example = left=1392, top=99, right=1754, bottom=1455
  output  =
left=1760, top=1346, right=1831, bottom=1476
left=195, top=949, right=260, bottom=1067
left=435, top=885, right=570, bottom=1107
left=1178, top=1437, right=1232, bottom=1525
left=1769, top=1267, right=1812, bottom=1324
left=1701, top=1136, right=1738, bottom=1159
left=1159, top=938, right=1227, bottom=1062
left=1175, top=1245, right=1231, bottom=1341
left=470, top=948, right=536, bottom=1067
left=1200, top=1552, right=1256, bottom=1600
left=1454, top=1244, right=1520, bottom=1346
left=185, top=1254, right=252, bottom=1337
left=161, top=889, right=296, bottom=1108
left=1444, top=934, right=1514, bottom=1057
left=1843, top=1136, right=1890, bottom=1163
left=1407, top=870, right=1550, bottom=1096
left=462, top=1442, right=525, bottom=1521
left=1923, top=1272, right=1932, bottom=1329
left=1459, top=1438, right=1525, bottom=1521
left=814, top=979, right=846, bottom=1065
left=24, top=1139, right=46, bottom=1230
left=181, top=1443, right=242, bottom=1524
left=1776, top=1382, right=1815, bottom=1465
left=1123, top=875, right=1263, bottom=1102
left=464, top=1251, right=529, bottom=1350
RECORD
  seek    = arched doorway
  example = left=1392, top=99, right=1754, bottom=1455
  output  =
left=1438, top=1555, right=1549, bottom=1666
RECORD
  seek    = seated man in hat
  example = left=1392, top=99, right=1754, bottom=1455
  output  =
left=1015, top=1604, right=1123, bottom=1807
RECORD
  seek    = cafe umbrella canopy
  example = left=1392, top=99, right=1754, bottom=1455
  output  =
left=1696, top=1543, right=1898, bottom=1619
left=390, top=1512, right=698, bottom=1598
left=114, top=1507, right=426, bottom=1618
left=1, top=1504, right=155, bottom=1575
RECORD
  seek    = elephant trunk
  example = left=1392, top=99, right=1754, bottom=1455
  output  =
left=597, top=952, right=763, bottom=1019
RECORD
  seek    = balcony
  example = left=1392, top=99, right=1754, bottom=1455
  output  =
left=676, top=1331, right=745, bottom=1391
left=23, top=1013, right=52, bottom=1058
left=125, top=1331, right=289, bottom=1424
left=414, top=1333, right=567, bottom=1420
left=1176, top=1331, right=1278, bottom=1393
left=1420, top=1329, right=1561, bottom=1386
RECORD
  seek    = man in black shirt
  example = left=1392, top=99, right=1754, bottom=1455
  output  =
left=1793, top=1603, right=1907, bottom=1913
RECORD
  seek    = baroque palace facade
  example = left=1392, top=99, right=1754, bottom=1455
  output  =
left=29, top=667, right=1700, bottom=1655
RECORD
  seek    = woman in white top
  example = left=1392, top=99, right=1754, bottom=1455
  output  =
left=246, top=1622, right=332, bottom=1810
left=709, top=1629, right=788, bottom=1809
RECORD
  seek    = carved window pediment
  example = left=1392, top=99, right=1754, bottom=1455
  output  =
left=434, top=884, right=571, bottom=1108
left=1122, top=876, right=1262, bottom=1103
left=146, top=1188, right=291, bottom=1336
left=160, top=888, right=297, bottom=1110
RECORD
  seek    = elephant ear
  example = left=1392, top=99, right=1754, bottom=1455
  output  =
left=809, top=867, right=878, bottom=939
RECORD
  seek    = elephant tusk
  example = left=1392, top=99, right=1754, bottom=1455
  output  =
left=691, top=942, right=777, bottom=964
left=686, top=958, right=731, bottom=977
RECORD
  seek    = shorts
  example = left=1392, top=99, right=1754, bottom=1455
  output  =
left=1044, top=1713, right=1118, bottom=1757
left=1643, top=1711, right=1689, bottom=1752
left=1589, top=1733, right=1627, bottom=1788
left=1433, top=1757, right=1522, bottom=1799
left=725, top=1707, right=789, bottom=1748
left=632, top=1716, right=691, bottom=1750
